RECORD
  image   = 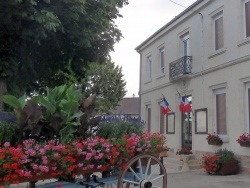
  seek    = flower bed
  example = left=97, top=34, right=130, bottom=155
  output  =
left=0, top=132, right=167, bottom=185
left=200, top=148, right=239, bottom=175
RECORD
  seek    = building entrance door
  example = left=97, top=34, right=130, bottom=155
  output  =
left=181, top=96, right=192, bottom=149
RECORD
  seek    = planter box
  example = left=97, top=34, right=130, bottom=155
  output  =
left=217, top=161, right=240, bottom=175
left=207, top=140, right=223, bottom=146
left=240, top=142, right=250, bottom=147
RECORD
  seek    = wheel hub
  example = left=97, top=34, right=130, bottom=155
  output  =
left=140, top=180, right=152, bottom=188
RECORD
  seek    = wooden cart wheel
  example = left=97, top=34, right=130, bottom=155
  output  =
left=117, top=154, right=167, bottom=188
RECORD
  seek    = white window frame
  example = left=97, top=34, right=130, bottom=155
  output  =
left=246, top=82, right=250, bottom=132
left=243, top=0, right=250, bottom=38
left=181, top=33, right=190, bottom=57
left=214, top=88, right=227, bottom=138
left=213, top=11, right=224, bottom=51
left=147, top=55, right=152, bottom=81
left=159, top=48, right=165, bottom=75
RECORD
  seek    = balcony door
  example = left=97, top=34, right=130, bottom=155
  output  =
left=181, top=33, right=190, bottom=74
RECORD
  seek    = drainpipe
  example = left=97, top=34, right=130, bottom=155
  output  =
left=138, top=52, right=142, bottom=117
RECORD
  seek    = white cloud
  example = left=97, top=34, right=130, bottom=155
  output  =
left=110, top=0, right=197, bottom=97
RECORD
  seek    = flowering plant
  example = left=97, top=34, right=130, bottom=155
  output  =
left=200, top=148, right=238, bottom=174
left=0, top=132, right=167, bottom=185
left=200, top=155, right=221, bottom=174
left=206, top=133, right=222, bottom=145
left=236, top=133, right=250, bottom=145
left=176, top=147, right=192, bottom=155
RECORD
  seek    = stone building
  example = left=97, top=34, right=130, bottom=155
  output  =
left=135, top=0, right=250, bottom=172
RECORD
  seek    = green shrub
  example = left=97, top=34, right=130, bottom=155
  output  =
left=215, top=148, right=238, bottom=163
left=96, top=115, right=144, bottom=139
left=0, top=121, right=18, bottom=144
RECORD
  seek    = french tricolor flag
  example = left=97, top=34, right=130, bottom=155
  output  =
left=161, top=96, right=171, bottom=114
left=179, top=97, right=191, bottom=114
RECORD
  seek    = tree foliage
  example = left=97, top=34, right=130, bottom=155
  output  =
left=83, top=60, right=127, bottom=113
left=0, top=0, right=128, bottom=96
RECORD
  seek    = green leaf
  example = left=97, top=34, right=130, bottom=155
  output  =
left=19, top=95, right=27, bottom=109
left=69, top=111, right=84, bottom=121
left=2, top=95, right=21, bottom=109
left=37, top=97, right=56, bottom=114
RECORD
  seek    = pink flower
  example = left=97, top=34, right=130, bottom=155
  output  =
left=31, top=163, right=38, bottom=170
left=78, top=163, right=83, bottom=167
left=136, top=148, right=142, bottom=152
left=44, top=145, right=51, bottom=150
left=4, top=142, right=10, bottom=147
left=88, top=164, right=94, bottom=169
left=98, top=153, right=104, bottom=159
left=85, top=153, right=93, bottom=160
left=24, top=171, right=31, bottom=177
left=39, top=149, right=45, bottom=155
left=97, top=165, right=102, bottom=169
left=54, top=153, right=60, bottom=158
left=42, top=159, right=48, bottom=164
left=105, top=148, right=110, bottom=152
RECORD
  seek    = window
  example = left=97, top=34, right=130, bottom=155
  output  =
left=214, top=88, right=227, bottom=136
left=244, top=0, right=250, bottom=38
left=180, top=33, right=191, bottom=74
left=213, top=12, right=224, bottom=50
left=181, top=33, right=190, bottom=57
left=146, top=105, right=151, bottom=131
left=159, top=48, right=165, bottom=75
left=147, top=56, right=152, bottom=81
left=246, top=82, right=250, bottom=132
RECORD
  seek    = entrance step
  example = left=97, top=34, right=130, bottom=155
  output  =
left=162, top=150, right=201, bottom=173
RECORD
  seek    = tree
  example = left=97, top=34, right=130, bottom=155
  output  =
left=82, top=60, right=126, bottom=113
left=0, top=0, right=129, bottom=110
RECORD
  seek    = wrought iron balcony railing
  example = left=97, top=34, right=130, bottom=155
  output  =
left=169, top=56, right=192, bottom=81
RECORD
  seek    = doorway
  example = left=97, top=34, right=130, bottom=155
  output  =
left=181, top=95, right=192, bottom=149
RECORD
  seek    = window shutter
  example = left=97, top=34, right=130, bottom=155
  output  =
left=216, top=93, right=227, bottom=135
left=161, top=50, right=164, bottom=70
left=246, top=1, right=250, bottom=37
left=215, top=16, right=224, bottom=50
left=148, top=108, right=151, bottom=131
left=160, top=106, right=164, bottom=134
left=248, top=89, right=250, bottom=129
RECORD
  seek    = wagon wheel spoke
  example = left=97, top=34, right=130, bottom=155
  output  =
left=117, top=154, right=168, bottom=188
left=124, top=183, right=131, bottom=188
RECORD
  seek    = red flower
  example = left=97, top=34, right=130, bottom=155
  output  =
left=11, top=163, right=18, bottom=169
left=0, top=153, right=5, bottom=159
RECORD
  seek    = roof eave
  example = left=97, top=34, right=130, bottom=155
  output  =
left=135, top=0, right=204, bottom=52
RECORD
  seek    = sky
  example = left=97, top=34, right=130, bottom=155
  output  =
left=109, top=0, right=197, bottom=97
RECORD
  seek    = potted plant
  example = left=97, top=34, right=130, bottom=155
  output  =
left=236, top=133, right=250, bottom=147
left=206, top=133, right=223, bottom=146
left=200, top=148, right=239, bottom=175
left=176, top=147, right=192, bottom=156
left=176, top=147, right=192, bottom=161
left=176, top=147, right=192, bottom=172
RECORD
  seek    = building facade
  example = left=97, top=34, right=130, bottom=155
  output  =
left=136, top=0, right=250, bottom=172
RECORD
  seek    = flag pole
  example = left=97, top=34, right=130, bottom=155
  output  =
left=161, top=94, right=172, bottom=112
left=176, top=89, right=184, bottom=113
left=176, top=89, right=182, bottom=97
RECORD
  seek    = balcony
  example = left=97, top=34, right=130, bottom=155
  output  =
left=169, top=56, right=192, bottom=81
